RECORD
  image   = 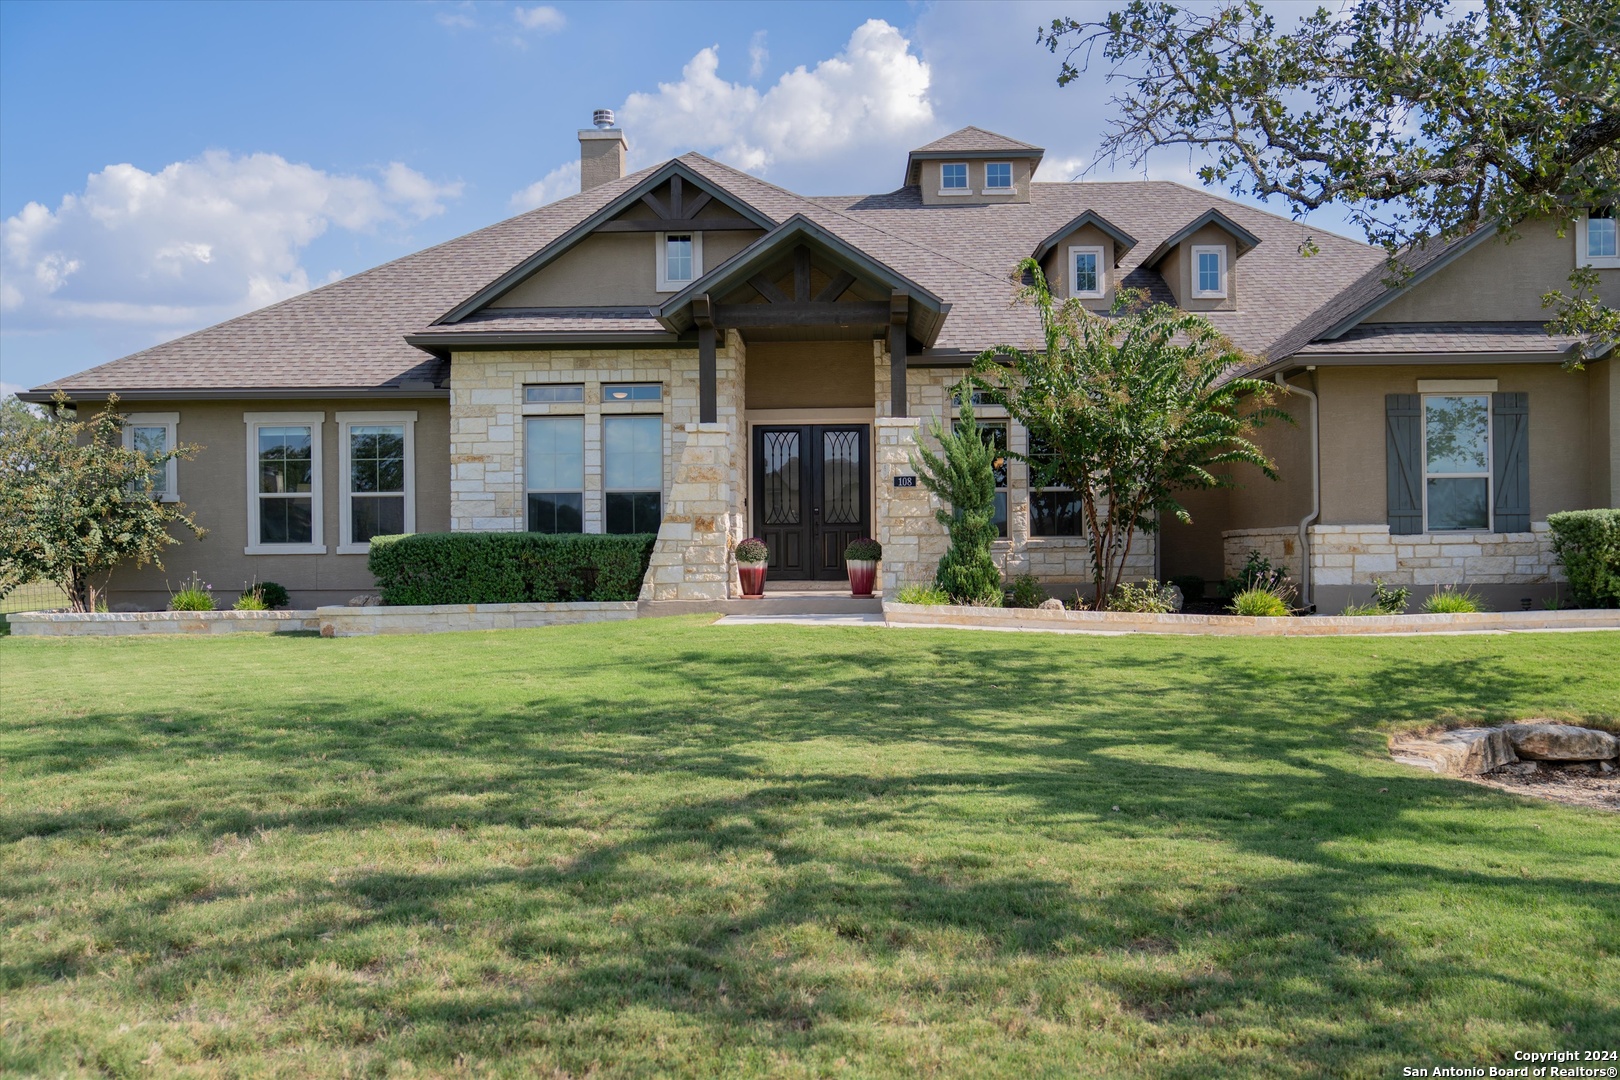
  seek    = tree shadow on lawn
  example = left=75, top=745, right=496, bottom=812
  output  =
left=5, top=631, right=1619, bottom=1071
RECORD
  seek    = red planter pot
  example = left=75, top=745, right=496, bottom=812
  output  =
left=738, top=562, right=767, bottom=598
left=847, top=559, right=878, bottom=598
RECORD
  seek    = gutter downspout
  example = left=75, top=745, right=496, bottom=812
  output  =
left=1276, top=372, right=1320, bottom=610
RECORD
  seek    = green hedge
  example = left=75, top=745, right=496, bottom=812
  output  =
left=1547, top=509, right=1620, bottom=608
left=368, top=532, right=656, bottom=606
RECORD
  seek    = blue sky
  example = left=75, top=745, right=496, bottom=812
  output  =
left=0, top=0, right=1360, bottom=394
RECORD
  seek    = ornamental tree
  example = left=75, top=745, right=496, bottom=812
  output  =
left=0, top=393, right=204, bottom=611
left=1041, top=0, right=1619, bottom=361
left=973, top=262, right=1287, bottom=608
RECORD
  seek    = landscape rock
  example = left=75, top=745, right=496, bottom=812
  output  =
left=346, top=595, right=382, bottom=607
left=1502, top=722, right=1618, bottom=762
left=1038, top=598, right=1065, bottom=611
left=1493, top=760, right=1541, bottom=777
left=1167, top=585, right=1184, bottom=613
left=1393, top=727, right=1518, bottom=776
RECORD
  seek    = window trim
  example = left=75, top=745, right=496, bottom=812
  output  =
left=602, top=413, right=665, bottom=535
left=1576, top=210, right=1620, bottom=269
left=244, top=411, right=326, bottom=556
left=980, top=161, right=1014, bottom=193
left=655, top=231, right=703, bottom=292
left=1067, top=245, right=1107, bottom=300
left=937, top=162, right=970, bottom=195
left=335, top=411, right=417, bottom=555
left=523, top=383, right=585, bottom=404
left=1420, top=392, right=1493, bottom=534
left=122, top=411, right=179, bottom=502
left=1190, top=245, right=1228, bottom=298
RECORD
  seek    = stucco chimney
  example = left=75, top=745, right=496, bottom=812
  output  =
left=579, top=109, right=628, bottom=192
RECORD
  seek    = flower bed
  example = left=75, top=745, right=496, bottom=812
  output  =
left=881, top=602, right=1620, bottom=637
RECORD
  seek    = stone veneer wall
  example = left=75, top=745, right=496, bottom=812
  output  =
left=1309, top=522, right=1564, bottom=588
left=639, top=421, right=748, bottom=601
left=874, top=417, right=949, bottom=594
left=1223, top=527, right=1305, bottom=582
left=877, top=355, right=1154, bottom=590
left=449, top=336, right=744, bottom=532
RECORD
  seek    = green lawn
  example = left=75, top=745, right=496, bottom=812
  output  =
left=2, top=620, right=1617, bottom=1078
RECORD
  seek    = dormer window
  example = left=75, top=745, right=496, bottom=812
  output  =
left=983, top=162, right=1013, bottom=192
left=1192, top=245, right=1228, bottom=298
left=1068, top=246, right=1106, bottom=300
left=1578, top=209, right=1619, bottom=268
left=940, top=163, right=969, bottom=194
left=656, top=232, right=702, bottom=292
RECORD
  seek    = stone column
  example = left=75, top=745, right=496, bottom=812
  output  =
left=874, top=417, right=948, bottom=595
left=639, top=421, right=744, bottom=601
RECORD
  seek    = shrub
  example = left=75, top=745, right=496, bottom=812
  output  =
left=232, top=590, right=269, bottom=611
left=895, top=583, right=950, bottom=605
left=1168, top=574, right=1205, bottom=601
left=1007, top=573, right=1048, bottom=608
left=911, top=393, right=1002, bottom=606
left=1422, top=587, right=1484, bottom=614
left=1231, top=588, right=1291, bottom=617
left=1339, top=602, right=1384, bottom=617
left=368, top=532, right=655, bottom=605
left=1107, top=579, right=1178, bottom=613
left=168, top=572, right=215, bottom=611
left=1547, top=508, right=1620, bottom=608
left=844, top=537, right=882, bottom=562
left=1221, top=550, right=1275, bottom=598
left=255, top=581, right=290, bottom=609
left=1371, top=577, right=1410, bottom=614
left=735, top=537, right=769, bottom=564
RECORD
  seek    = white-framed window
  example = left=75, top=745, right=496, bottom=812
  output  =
left=525, top=416, right=584, bottom=534
left=983, top=161, right=1013, bottom=192
left=122, top=412, right=178, bottom=501
left=1191, top=245, right=1228, bottom=298
left=1422, top=393, right=1492, bottom=532
left=939, top=162, right=969, bottom=194
left=336, top=411, right=415, bottom=554
left=603, top=415, right=663, bottom=534
left=1027, top=429, right=1084, bottom=537
left=1576, top=209, right=1620, bottom=269
left=1068, top=245, right=1107, bottom=299
left=655, top=231, right=702, bottom=291
left=245, top=412, right=325, bottom=555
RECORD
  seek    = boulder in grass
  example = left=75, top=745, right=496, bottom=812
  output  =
left=1502, top=722, right=1619, bottom=762
left=1393, top=728, right=1518, bottom=776
left=1038, top=598, right=1065, bottom=611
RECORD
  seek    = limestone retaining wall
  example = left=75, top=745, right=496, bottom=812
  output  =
left=1309, top=523, right=1563, bottom=588
left=7, top=610, right=320, bottom=637
left=316, top=602, right=637, bottom=637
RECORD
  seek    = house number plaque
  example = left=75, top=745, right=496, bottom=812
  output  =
left=893, top=475, right=917, bottom=487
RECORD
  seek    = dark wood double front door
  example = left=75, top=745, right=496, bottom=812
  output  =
left=752, top=425, right=870, bottom=580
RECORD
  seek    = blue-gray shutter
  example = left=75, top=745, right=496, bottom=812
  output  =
left=1492, top=392, right=1530, bottom=532
left=1386, top=394, right=1423, bottom=534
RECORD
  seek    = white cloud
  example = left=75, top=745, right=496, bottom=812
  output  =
left=513, top=5, right=564, bottom=32
left=748, top=30, right=768, bottom=80
left=619, top=19, right=934, bottom=174
left=509, top=160, right=580, bottom=211
left=1, top=151, right=463, bottom=333
left=435, top=3, right=477, bottom=30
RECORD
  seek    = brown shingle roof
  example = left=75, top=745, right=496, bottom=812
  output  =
left=31, top=147, right=1394, bottom=397
left=911, top=126, right=1044, bottom=155
left=1291, top=322, right=1578, bottom=355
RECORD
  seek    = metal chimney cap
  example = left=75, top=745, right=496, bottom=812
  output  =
left=592, top=108, right=616, bottom=129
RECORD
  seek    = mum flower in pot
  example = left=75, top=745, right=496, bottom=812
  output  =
left=735, top=537, right=769, bottom=597
left=844, top=537, right=882, bottom=598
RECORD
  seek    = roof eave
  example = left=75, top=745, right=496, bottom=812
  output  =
left=1031, top=211, right=1139, bottom=266
left=1142, top=209, right=1263, bottom=270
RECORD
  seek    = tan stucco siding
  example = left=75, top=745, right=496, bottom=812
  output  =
left=1591, top=357, right=1618, bottom=506
left=1166, top=223, right=1239, bottom=312
left=744, top=342, right=876, bottom=410
left=100, top=398, right=449, bottom=608
left=1225, top=375, right=1314, bottom=528
left=1315, top=364, right=1594, bottom=525
left=491, top=223, right=764, bottom=309
left=1038, top=222, right=1118, bottom=310
left=918, top=158, right=1034, bottom=206
left=1365, top=219, right=1620, bottom=323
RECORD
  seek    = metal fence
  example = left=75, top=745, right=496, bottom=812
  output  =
left=2, top=580, right=72, bottom=615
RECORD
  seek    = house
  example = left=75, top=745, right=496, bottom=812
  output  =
left=21, top=119, right=1618, bottom=611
